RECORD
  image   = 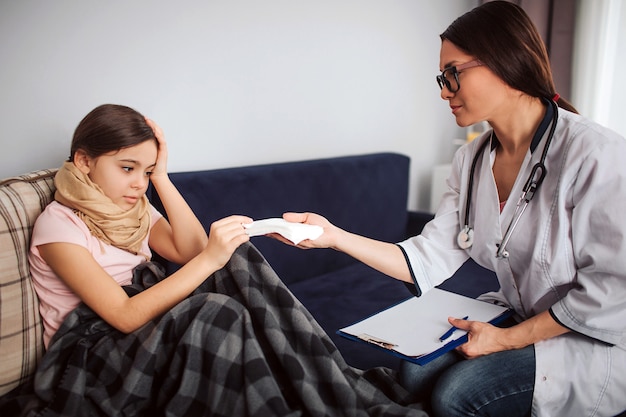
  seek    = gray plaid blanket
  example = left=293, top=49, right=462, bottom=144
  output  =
left=2, top=242, right=427, bottom=416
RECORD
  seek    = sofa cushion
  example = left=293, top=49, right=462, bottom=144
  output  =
left=0, top=170, right=56, bottom=396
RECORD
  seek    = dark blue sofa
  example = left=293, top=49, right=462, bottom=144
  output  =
left=148, top=152, right=499, bottom=370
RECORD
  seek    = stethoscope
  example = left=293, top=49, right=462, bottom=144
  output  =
left=457, top=99, right=559, bottom=258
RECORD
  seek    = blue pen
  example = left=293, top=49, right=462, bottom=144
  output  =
left=438, top=316, right=469, bottom=342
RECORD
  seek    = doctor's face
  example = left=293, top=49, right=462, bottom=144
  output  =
left=438, top=40, right=511, bottom=127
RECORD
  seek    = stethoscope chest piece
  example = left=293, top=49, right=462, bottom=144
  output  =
left=457, top=225, right=474, bottom=249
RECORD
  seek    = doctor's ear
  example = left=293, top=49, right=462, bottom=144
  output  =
left=72, top=149, right=93, bottom=174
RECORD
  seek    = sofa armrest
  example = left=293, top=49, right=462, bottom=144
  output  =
left=402, top=210, right=500, bottom=299
left=0, top=170, right=56, bottom=396
left=405, top=210, right=434, bottom=239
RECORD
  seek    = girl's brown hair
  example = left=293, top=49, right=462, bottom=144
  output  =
left=441, top=1, right=577, bottom=113
left=69, top=104, right=156, bottom=161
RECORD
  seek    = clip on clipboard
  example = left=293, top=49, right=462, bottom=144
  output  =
left=357, top=333, right=398, bottom=350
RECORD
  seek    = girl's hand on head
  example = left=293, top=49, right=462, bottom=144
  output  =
left=145, top=117, right=168, bottom=178
left=202, top=215, right=252, bottom=270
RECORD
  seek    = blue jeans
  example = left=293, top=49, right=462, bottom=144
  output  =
left=398, top=345, right=535, bottom=417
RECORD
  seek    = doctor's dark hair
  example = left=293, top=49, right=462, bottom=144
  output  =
left=441, top=1, right=577, bottom=114
left=69, top=104, right=156, bottom=162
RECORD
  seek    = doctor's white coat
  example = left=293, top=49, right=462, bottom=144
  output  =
left=399, top=108, right=626, bottom=417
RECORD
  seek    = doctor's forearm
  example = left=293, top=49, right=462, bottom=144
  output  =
left=332, top=230, right=414, bottom=284
left=503, top=310, right=570, bottom=350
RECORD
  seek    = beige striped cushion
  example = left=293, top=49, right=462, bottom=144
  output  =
left=0, top=169, right=57, bottom=396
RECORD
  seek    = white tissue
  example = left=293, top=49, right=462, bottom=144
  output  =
left=243, top=218, right=323, bottom=245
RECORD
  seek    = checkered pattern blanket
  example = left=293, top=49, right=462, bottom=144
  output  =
left=1, top=243, right=427, bottom=416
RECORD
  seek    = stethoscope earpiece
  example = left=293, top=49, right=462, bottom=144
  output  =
left=457, top=226, right=474, bottom=249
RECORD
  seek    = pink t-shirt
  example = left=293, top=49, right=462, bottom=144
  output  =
left=29, top=201, right=163, bottom=348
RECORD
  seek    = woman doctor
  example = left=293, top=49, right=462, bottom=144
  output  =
left=279, top=2, right=626, bottom=416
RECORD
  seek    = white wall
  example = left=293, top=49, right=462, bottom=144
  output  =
left=0, top=1, right=475, bottom=211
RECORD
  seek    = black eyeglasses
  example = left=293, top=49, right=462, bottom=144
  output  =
left=436, top=60, right=483, bottom=93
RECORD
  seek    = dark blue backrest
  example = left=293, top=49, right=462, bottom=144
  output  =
left=148, top=153, right=410, bottom=285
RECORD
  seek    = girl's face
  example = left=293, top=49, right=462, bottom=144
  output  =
left=76, top=140, right=157, bottom=211
left=439, top=40, right=512, bottom=127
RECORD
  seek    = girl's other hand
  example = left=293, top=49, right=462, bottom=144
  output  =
left=202, top=215, right=252, bottom=270
left=145, top=117, right=168, bottom=179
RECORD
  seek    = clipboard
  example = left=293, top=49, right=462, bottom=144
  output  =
left=337, top=288, right=512, bottom=365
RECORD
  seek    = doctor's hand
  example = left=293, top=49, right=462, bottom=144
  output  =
left=277, top=212, right=339, bottom=249
left=449, top=317, right=512, bottom=359
left=453, top=310, right=571, bottom=359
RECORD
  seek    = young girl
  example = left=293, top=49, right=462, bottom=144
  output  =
left=30, top=104, right=250, bottom=348
left=280, top=2, right=626, bottom=417
left=16, top=104, right=427, bottom=417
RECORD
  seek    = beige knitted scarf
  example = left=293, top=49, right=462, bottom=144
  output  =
left=54, top=161, right=150, bottom=256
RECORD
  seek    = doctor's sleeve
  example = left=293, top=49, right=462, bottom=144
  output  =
left=397, top=149, right=470, bottom=297
left=550, top=139, right=626, bottom=346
